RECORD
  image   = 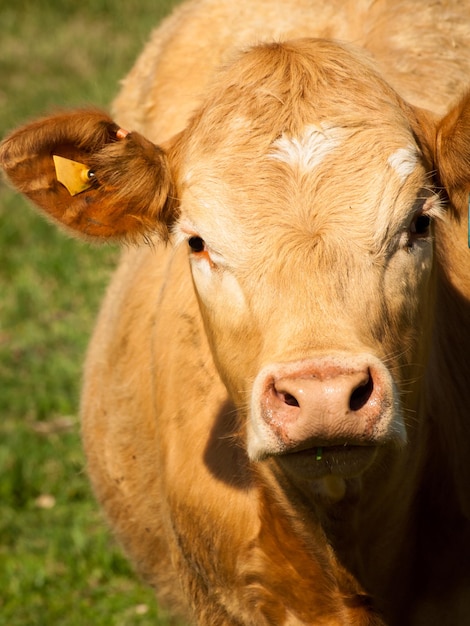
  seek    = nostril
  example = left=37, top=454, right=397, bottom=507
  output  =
left=349, top=371, right=374, bottom=412
left=281, top=392, right=300, bottom=407
left=273, top=379, right=301, bottom=408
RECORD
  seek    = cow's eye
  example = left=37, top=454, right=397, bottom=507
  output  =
left=404, top=209, right=432, bottom=249
left=404, top=193, right=443, bottom=249
left=188, top=236, right=205, bottom=253
left=411, top=213, right=431, bottom=236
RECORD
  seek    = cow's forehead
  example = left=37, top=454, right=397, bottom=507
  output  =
left=177, top=39, right=430, bottom=263
left=182, top=39, right=415, bottom=157
left=267, top=123, right=421, bottom=185
left=179, top=127, right=426, bottom=254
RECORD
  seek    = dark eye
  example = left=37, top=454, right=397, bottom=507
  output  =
left=188, top=236, right=205, bottom=252
left=412, top=214, right=431, bottom=236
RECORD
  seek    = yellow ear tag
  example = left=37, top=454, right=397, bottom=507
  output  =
left=52, top=155, right=94, bottom=196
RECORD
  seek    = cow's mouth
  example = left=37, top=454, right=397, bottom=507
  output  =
left=276, top=443, right=378, bottom=480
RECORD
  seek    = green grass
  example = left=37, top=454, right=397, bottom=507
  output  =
left=0, top=1, right=183, bottom=624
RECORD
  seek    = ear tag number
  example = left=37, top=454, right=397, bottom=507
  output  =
left=53, top=155, right=94, bottom=196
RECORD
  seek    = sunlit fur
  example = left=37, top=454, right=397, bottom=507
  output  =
left=2, top=1, right=470, bottom=625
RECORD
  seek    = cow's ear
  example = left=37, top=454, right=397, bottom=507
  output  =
left=436, top=91, right=470, bottom=216
left=0, top=110, right=176, bottom=241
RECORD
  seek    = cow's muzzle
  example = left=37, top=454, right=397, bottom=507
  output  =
left=248, top=354, right=405, bottom=478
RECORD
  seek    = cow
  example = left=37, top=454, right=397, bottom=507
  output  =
left=2, top=0, right=470, bottom=623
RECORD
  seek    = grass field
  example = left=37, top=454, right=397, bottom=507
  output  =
left=0, top=2, right=183, bottom=624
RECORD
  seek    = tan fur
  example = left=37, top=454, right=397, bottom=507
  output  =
left=2, top=1, right=470, bottom=624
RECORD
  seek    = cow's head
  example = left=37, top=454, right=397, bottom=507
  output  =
left=1, top=40, right=469, bottom=494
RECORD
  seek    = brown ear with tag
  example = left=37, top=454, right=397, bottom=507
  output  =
left=0, top=110, right=176, bottom=241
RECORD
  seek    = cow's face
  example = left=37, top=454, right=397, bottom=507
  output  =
left=1, top=39, right=466, bottom=490
left=172, top=40, right=443, bottom=484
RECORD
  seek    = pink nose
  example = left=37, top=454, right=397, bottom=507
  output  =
left=255, top=357, right=395, bottom=453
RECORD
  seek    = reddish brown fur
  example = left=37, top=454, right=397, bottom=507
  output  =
left=2, top=2, right=470, bottom=625
left=0, top=111, right=175, bottom=241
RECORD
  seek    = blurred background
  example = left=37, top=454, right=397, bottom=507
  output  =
left=0, top=1, right=182, bottom=624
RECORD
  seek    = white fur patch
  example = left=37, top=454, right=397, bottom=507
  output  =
left=269, top=124, right=343, bottom=172
left=388, top=146, right=418, bottom=182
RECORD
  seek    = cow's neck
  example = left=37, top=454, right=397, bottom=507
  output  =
left=425, top=216, right=470, bottom=518
left=390, top=217, right=470, bottom=616
left=253, top=463, right=379, bottom=620
left=261, top=396, right=434, bottom=615
left=264, top=459, right=370, bottom=574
